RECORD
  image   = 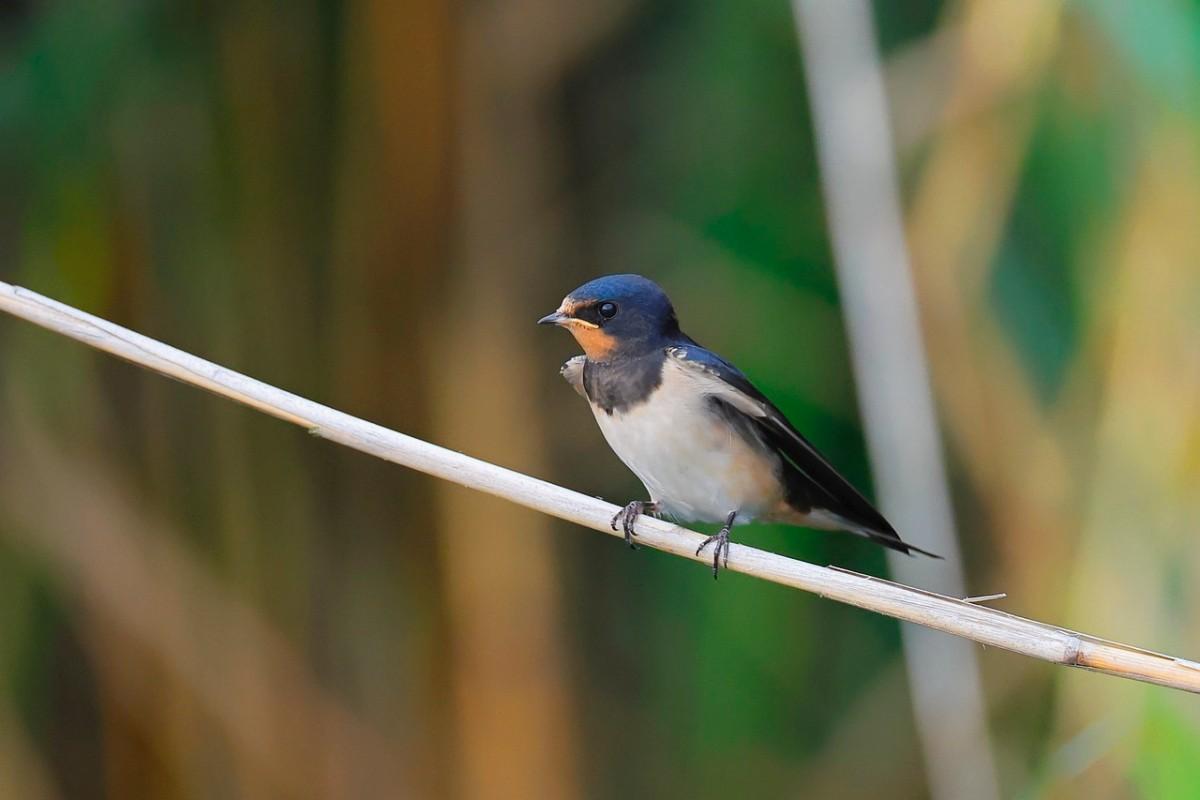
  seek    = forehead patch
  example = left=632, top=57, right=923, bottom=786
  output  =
left=557, top=297, right=599, bottom=329
left=562, top=296, right=592, bottom=314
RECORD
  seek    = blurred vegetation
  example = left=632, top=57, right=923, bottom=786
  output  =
left=1, top=1, right=1198, bottom=798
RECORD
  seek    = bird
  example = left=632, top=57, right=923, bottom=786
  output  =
left=538, top=273, right=939, bottom=577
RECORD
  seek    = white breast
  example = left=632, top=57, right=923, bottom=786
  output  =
left=590, top=358, right=785, bottom=524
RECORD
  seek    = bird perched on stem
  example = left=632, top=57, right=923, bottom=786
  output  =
left=539, top=274, right=939, bottom=577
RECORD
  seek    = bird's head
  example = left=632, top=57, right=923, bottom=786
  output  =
left=538, top=274, right=680, bottom=361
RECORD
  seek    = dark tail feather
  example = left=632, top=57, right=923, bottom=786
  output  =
left=844, top=520, right=943, bottom=559
left=891, top=538, right=943, bottom=559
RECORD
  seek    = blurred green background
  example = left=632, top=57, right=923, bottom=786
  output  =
left=1, top=0, right=1199, bottom=798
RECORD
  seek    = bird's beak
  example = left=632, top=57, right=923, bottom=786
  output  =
left=537, top=310, right=570, bottom=326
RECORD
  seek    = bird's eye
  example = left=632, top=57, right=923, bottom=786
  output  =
left=598, top=302, right=618, bottom=320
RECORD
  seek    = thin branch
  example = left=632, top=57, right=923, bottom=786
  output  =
left=2, top=280, right=1199, bottom=694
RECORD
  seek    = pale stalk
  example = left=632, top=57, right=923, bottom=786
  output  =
left=1, top=280, right=1199, bottom=694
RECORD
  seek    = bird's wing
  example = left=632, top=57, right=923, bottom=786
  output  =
left=560, top=356, right=588, bottom=399
left=665, top=344, right=937, bottom=557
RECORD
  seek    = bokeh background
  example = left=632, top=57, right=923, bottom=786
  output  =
left=2, top=0, right=1199, bottom=797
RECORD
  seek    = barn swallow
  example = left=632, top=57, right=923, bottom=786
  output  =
left=539, top=274, right=939, bottom=577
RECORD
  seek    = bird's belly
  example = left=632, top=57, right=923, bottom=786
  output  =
left=592, top=392, right=783, bottom=524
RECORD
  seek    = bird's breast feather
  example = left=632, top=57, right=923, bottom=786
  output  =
left=559, top=356, right=587, bottom=398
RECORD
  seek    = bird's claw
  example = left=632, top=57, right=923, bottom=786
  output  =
left=695, top=530, right=731, bottom=578
left=611, top=502, right=640, bottom=549
left=696, top=511, right=737, bottom=578
left=610, top=501, right=656, bottom=549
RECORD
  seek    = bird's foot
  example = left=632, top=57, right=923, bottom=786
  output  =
left=610, top=501, right=659, bottom=549
left=696, top=511, right=737, bottom=579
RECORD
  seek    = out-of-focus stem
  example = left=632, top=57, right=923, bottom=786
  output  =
left=790, top=2, right=1001, bottom=798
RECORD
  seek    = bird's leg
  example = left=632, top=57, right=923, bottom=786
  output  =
left=610, top=500, right=660, bottom=549
left=695, top=511, right=737, bottom=579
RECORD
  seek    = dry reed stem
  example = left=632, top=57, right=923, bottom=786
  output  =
left=2, top=280, right=1199, bottom=694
